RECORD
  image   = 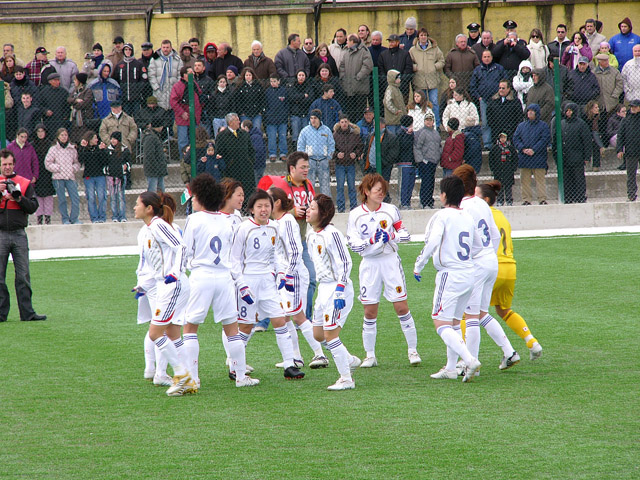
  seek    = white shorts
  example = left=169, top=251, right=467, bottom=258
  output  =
left=136, top=276, right=156, bottom=324
left=358, top=254, right=408, bottom=305
left=151, top=274, right=191, bottom=326
left=312, top=281, right=354, bottom=331
left=185, top=269, right=237, bottom=325
left=278, top=267, right=309, bottom=316
left=237, top=273, right=285, bottom=324
left=432, top=269, right=475, bottom=322
left=465, top=255, right=499, bottom=315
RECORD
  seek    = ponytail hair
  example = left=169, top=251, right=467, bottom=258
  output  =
left=139, top=191, right=176, bottom=225
left=268, top=186, right=294, bottom=212
left=476, top=180, right=502, bottom=206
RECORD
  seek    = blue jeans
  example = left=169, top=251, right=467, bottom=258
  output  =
left=0, top=229, right=36, bottom=321
left=147, top=176, right=165, bottom=192
left=308, top=157, right=331, bottom=196
left=335, top=164, right=356, bottom=212
left=212, top=118, right=227, bottom=138
left=426, top=88, right=440, bottom=128
left=302, top=240, right=316, bottom=321
left=240, top=115, right=262, bottom=131
left=266, top=123, right=288, bottom=158
left=417, top=162, right=437, bottom=208
left=254, top=166, right=265, bottom=186
left=479, top=98, right=491, bottom=147
left=290, top=116, right=308, bottom=149
left=399, top=165, right=415, bottom=208
left=177, top=125, right=190, bottom=154
left=53, top=179, right=80, bottom=224
left=110, top=178, right=126, bottom=221
left=84, top=176, right=107, bottom=222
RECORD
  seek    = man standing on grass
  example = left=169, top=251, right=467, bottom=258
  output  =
left=0, top=149, right=46, bottom=323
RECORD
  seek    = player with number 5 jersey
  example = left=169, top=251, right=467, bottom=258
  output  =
left=346, top=173, right=420, bottom=368
left=413, top=176, right=481, bottom=382
left=231, top=189, right=305, bottom=380
left=454, top=165, right=520, bottom=373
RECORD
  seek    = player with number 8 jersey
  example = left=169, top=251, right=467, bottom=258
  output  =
left=346, top=173, right=420, bottom=368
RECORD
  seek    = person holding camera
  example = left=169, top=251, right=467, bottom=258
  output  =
left=0, top=149, right=46, bottom=322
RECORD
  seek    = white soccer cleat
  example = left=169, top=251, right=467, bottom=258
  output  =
left=327, top=377, right=355, bottom=391
left=236, top=377, right=260, bottom=387
left=462, top=358, right=481, bottom=383
left=455, top=360, right=466, bottom=376
left=529, top=342, right=543, bottom=361
left=360, top=356, right=378, bottom=368
left=430, top=367, right=458, bottom=379
left=408, top=351, right=422, bottom=366
left=144, top=369, right=156, bottom=380
left=309, top=355, right=330, bottom=369
left=275, top=359, right=303, bottom=368
left=246, top=364, right=254, bottom=373
left=253, top=325, right=266, bottom=332
left=166, top=372, right=193, bottom=396
left=153, top=373, right=173, bottom=386
left=183, top=379, right=199, bottom=395
left=349, top=355, right=362, bottom=371
left=499, top=351, right=521, bottom=370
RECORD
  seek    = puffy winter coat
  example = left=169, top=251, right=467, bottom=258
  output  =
left=148, top=49, right=183, bottom=109
left=442, top=99, right=479, bottom=129
left=409, top=38, right=445, bottom=90
left=339, top=43, right=373, bottom=96
left=469, top=61, right=504, bottom=100
left=512, top=60, right=534, bottom=107
left=512, top=104, right=551, bottom=168
left=45, top=142, right=80, bottom=180
left=383, top=70, right=407, bottom=126
left=332, top=123, right=363, bottom=165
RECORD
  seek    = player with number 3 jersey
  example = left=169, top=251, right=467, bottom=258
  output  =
left=346, top=173, right=420, bottom=368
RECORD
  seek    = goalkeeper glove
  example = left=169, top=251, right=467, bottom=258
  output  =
left=334, top=284, right=346, bottom=310
left=164, top=274, right=177, bottom=284
left=413, top=272, right=422, bottom=282
left=240, top=285, right=255, bottom=305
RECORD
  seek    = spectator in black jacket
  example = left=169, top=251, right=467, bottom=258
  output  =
left=378, top=34, right=413, bottom=101
left=113, top=44, right=146, bottom=116
left=212, top=43, right=244, bottom=79
left=39, top=73, right=70, bottom=134
left=10, top=66, right=38, bottom=106
left=78, top=130, right=108, bottom=222
left=567, top=57, right=600, bottom=108
left=193, top=59, right=216, bottom=137
left=616, top=99, right=640, bottom=201
left=555, top=102, right=589, bottom=203
left=492, top=22, right=531, bottom=74
left=135, top=96, right=172, bottom=142
left=288, top=70, right=314, bottom=150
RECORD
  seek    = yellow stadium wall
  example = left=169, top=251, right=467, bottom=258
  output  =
left=2, top=1, right=639, bottom=65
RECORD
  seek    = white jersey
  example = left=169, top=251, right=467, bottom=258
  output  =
left=231, top=218, right=279, bottom=285
left=182, top=210, right=234, bottom=273
left=414, top=207, right=476, bottom=273
left=347, top=202, right=411, bottom=258
left=135, top=225, right=156, bottom=291
left=141, top=216, right=187, bottom=281
left=223, top=209, right=243, bottom=229
left=307, top=224, right=352, bottom=285
left=274, top=212, right=306, bottom=276
left=460, top=195, right=500, bottom=260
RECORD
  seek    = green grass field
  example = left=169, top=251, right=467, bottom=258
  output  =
left=1, top=233, right=638, bottom=479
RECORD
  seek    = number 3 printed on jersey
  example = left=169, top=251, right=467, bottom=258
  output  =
left=478, top=219, right=491, bottom=247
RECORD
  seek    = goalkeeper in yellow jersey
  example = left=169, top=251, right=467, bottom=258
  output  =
left=475, top=181, right=543, bottom=360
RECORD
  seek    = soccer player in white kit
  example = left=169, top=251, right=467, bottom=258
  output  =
left=346, top=173, right=420, bottom=367
left=453, top=165, right=520, bottom=372
left=269, top=186, right=326, bottom=368
left=306, top=194, right=361, bottom=390
left=133, top=192, right=194, bottom=396
left=181, top=174, right=259, bottom=388
left=413, top=176, right=482, bottom=382
left=231, top=189, right=305, bottom=380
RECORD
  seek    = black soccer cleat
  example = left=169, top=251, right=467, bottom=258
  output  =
left=284, top=366, right=305, bottom=380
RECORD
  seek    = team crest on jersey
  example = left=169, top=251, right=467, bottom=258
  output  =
left=287, top=301, right=291, bottom=309
left=396, top=286, right=403, bottom=293
left=380, top=220, right=387, bottom=229
left=148, top=239, right=151, bottom=248
left=155, top=309, right=161, bottom=316
left=255, top=313, right=259, bottom=321
left=317, top=245, right=322, bottom=254
left=324, top=314, right=329, bottom=322
left=271, top=236, right=275, bottom=245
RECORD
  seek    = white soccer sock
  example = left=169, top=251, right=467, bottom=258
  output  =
left=155, top=344, right=168, bottom=376
left=239, top=329, right=253, bottom=346
left=465, top=318, right=481, bottom=359
left=172, top=336, right=186, bottom=367
left=481, top=313, right=515, bottom=356
left=274, top=326, right=294, bottom=369
left=183, top=333, right=199, bottom=383
left=362, top=317, right=377, bottom=357
left=327, top=337, right=352, bottom=381
left=221, top=329, right=231, bottom=364
left=445, top=325, right=462, bottom=371
left=154, top=335, right=186, bottom=376
left=286, top=320, right=302, bottom=359
left=299, top=319, right=323, bottom=356
left=226, top=333, right=247, bottom=381
left=144, top=331, right=156, bottom=374
left=437, top=325, right=474, bottom=365
left=398, top=311, right=418, bottom=351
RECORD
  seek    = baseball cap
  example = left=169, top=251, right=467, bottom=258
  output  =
left=47, top=72, right=61, bottom=81
left=424, top=112, right=435, bottom=119
left=364, top=107, right=373, bottom=113
left=141, top=42, right=153, bottom=50
left=387, top=34, right=400, bottom=41
left=205, top=44, right=217, bottom=52
left=113, top=36, right=125, bottom=44
left=578, top=56, right=590, bottom=64
left=35, top=46, right=49, bottom=55
left=110, top=100, right=122, bottom=107
left=629, top=99, right=640, bottom=107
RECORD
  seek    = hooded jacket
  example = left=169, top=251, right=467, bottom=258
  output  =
left=526, top=71, right=555, bottom=124
left=332, top=122, right=363, bottom=165
left=148, top=48, right=183, bottom=109
left=513, top=60, right=534, bottom=106
left=88, top=63, right=122, bottom=119
left=512, top=104, right=551, bottom=169
left=383, top=70, right=407, bottom=126
left=113, top=45, right=147, bottom=102
left=409, top=38, right=445, bottom=90
left=555, top=102, right=591, bottom=165
left=609, top=18, right=640, bottom=69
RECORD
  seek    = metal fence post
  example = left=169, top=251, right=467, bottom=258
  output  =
left=553, top=58, right=564, bottom=204
left=188, top=73, right=197, bottom=180
left=372, top=67, right=382, bottom=174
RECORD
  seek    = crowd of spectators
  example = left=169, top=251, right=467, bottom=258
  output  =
left=2, top=14, right=640, bottom=222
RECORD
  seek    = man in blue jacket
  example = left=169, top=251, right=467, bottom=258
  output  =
left=297, top=109, right=335, bottom=196
left=609, top=17, right=640, bottom=70
left=469, top=50, right=505, bottom=145
left=513, top=104, right=551, bottom=205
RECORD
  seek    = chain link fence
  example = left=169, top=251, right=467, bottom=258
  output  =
left=1, top=57, right=635, bottom=224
